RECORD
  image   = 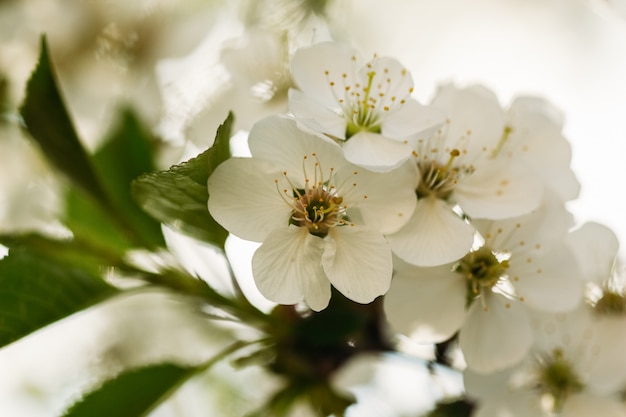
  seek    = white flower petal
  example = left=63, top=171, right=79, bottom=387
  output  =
left=506, top=99, right=579, bottom=201
left=529, top=307, right=626, bottom=394
left=384, top=260, right=466, bottom=343
left=322, top=226, right=392, bottom=303
left=357, top=55, right=414, bottom=111
left=343, top=161, right=417, bottom=234
left=481, top=193, right=573, bottom=253
left=302, top=264, right=333, bottom=312
left=472, top=392, right=546, bottom=417
left=587, top=316, right=626, bottom=392
left=459, top=293, right=533, bottom=373
left=431, top=84, right=506, bottom=155
left=291, top=41, right=361, bottom=108
left=567, top=222, right=619, bottom=284
left=248, top=115, right=345, bottom=186
left=288, top=89, right=347, bottom=139
left=225, top=236, right=276, bottom=313
left=506, top=96, right=580, bottom=201
left=509, top=96, right=564, bottom=128
left=208, top=157, right=291, bottom=242
left=342, top=130, right=414, bottom=171
left=509, top=246, right=583, bottom=312
left=220, top=29, right=286, bottom=91
left=251, top=225, right=327, bottom=307
left=463, top=367, right=515, bottom=399
left=528, top=306, right=595, bottom=355
left=454, top=160, right=543, bottom=220
left=561, top=392, right=626, bottom=417
left=382, top=99, right=445, bottom=141
left=388, top=196, right=474, bottom=267
left=543, top=167, right=580, bottom=202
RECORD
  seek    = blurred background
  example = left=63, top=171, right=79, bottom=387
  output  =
left=1, top=0, right=626, bottom=415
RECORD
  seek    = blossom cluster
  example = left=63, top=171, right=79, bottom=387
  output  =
left=3, top=1, right=626, bottom=415
left=207, top=41, right=626, bottom=416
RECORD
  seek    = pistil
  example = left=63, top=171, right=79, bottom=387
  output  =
left=455, top=246, right=509, bottom=308
left=416, top=149, right=462, bottom=200
left=275, top=154, right=349, bottom=238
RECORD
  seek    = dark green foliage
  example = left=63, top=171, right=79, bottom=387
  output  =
left=131, top=113, right=233, bottom=249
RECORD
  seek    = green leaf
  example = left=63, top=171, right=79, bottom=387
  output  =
left=62, top=109, right=167, bottom=252
left=0, top=73, right=10, bottom=116
left=91, top=108, right=165, bottom=248
left=20, top=37, right=164, bottom=250
left=206, top=112, right=233, bottom=175
left=64, top=188, right=133, bottom=254
left=0, top=250, right=119, bottom=347
left=131, top=112, right=233, bottom=248
left=19, top=35, right=108, bottom=204
left=61, top=363, right=195, bottom=417
left=61, top=340, right=250, bottom=417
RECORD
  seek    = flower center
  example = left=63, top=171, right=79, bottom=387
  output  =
left=323, top=60, right=412, bottom=140
left=290, top=186, right=345, bottom=237
left=535, top=348, right=584, bottom=412
left=415, top=149, right=466, bottom=200
left=455, top=246, right=509, bottom=307
left=345, top=71, right=382, bottom=138
left=594, top=291, right=626, bottom=316
left=275, top=153, right=351, bottom=238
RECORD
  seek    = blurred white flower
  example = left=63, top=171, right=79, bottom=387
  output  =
left=331, top=353, right=464, bottom=417
left=208, top=115, right=416, bottom=310
left=155, top=0, right=333, bottom=148
left=387, top=84, right=544, bottom=267
left=566, top=222, right=626, bottom=389
left=566, top=221, right=626, bottom=314
left=289, top=41, right=445, bottom=171
left=154, top=10, right=241, bottom=146
left=385, top=195, right=584, bottom=373
left=465, top=306, right=626, bottom=417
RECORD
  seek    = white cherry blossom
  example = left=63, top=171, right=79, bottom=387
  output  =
left=208, top=115, right=416, bottom=311
left=465, top=307, right=626, bottom=417
left=387, top=84, right=544, bottom=267
left=567, top=221, right=622, bottom=298
left=288, top=41, right=445, bottom=171
left=567, top=222, right=626, bottom=389
left=384, top=195, right=583, bottom=373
